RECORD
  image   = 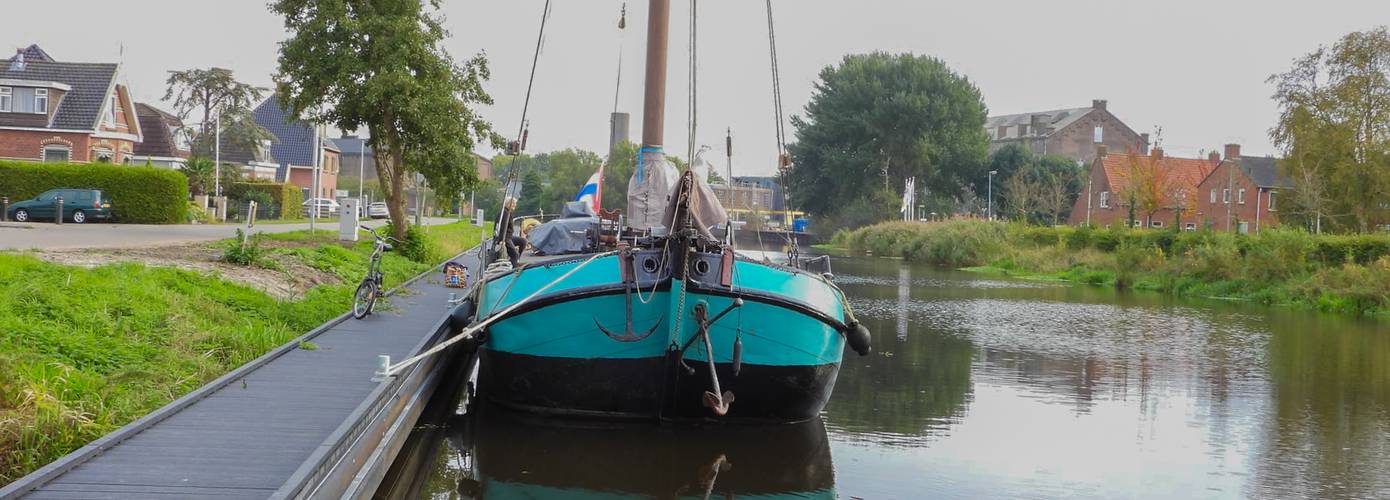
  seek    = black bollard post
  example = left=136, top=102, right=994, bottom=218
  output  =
left=1, top=196, right=8, bottom=222
left=55, top=196, right=63, bottom=225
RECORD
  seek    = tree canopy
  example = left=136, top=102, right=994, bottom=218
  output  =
left=992, top=144, right=1084, bottom=225
left=271, top=0, right=502, bottom=239
left=786, top=52, right=990, bottom=223
left=1270, top=26, right=1390, bottom=233
left=164, top=68, right=273, bottom=160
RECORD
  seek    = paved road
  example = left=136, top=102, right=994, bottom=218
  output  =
left=0, top=217, right=468, bottom=250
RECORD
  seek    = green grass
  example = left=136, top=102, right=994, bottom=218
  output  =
left=845, top=220, right=1390, bottom=317
left=0, top=221, right=488, bottom=482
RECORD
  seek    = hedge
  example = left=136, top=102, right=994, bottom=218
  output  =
left=228, top=182, right=304, bottom=220
left=0, top=160, right=188, bottom=223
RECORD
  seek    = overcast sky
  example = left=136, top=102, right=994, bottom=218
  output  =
left=5, top=1, right=1388, bottom=176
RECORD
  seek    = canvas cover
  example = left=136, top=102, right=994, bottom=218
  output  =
left=626, top=149, right=680, bottom=230
left=662, top=150, right=729, bottom=241
left=529, top=202, right=598, bottom=255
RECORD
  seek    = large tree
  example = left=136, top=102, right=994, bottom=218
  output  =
left=1269, top=27, right=1390, bottom=233
left=786, top=52, right=990, bottom=220
left=164, top=68, right=272, bottom=158
left=271, top=0, right=501, bottom=240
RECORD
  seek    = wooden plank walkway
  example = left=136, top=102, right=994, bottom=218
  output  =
left=3, top=252, right=481, bottom=500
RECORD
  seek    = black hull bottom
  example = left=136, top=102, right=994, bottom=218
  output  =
left=478, top=349, right=840, bottom=423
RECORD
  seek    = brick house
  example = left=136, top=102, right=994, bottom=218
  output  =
left=130, top=103, right=191, bottom=168
left=0, top=45, right=143, bottom=164
left=985, top=99, right=1149, bottom=164
left=1069, top=145, right=1219, bottom=229
left=251, top=94, right=339, bottom=199
left=1194, top=144, right=1291, bottom=233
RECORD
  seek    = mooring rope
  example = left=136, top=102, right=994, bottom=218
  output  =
left=375, top=250, right=617, bottom=379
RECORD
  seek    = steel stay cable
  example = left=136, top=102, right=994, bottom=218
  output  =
left=376, top=250, right=617, bottom=378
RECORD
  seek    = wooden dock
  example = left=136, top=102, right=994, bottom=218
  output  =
left=1, top=251, right=481, bottom=500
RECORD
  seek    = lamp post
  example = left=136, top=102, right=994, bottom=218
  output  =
left=987, top=170, right=998, bottom=220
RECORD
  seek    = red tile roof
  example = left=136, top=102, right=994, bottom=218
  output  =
left=1099, top=152, right=1217, bottom=199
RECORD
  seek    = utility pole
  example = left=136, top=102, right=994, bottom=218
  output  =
left=358, top=138, right=365, bottom=218
left=214, top=111, right=221, bottom=198
left=311, top=122, right=321, bottom=233
left=987, top=170, right=998, bottom=220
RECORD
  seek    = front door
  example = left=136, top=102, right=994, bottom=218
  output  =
left=30, top=191, right=58, bottom=219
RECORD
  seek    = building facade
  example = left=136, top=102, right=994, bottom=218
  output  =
left=130, top=103, right=191, bottom=168
left=985, top=100, right=1148, bottom=164
left=0, top=45, right=142, bottom=164
left=1068, top=145, right=1219, bottom=229
left=1195, top=144, right=1290, bottom=233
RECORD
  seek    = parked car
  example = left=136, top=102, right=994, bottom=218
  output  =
left=367, top=202, right=389, bottom=219
left=6, top=188, right=113, bottom=224
left=302, top=198, right=341, bottom=217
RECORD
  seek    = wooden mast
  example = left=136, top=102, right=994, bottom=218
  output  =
left=640, top=0, right=671, bottom=149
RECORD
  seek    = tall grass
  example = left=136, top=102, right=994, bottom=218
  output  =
left=0, top=222, right=487, bottom=482
left=841, top=220, right=1390, bottom=317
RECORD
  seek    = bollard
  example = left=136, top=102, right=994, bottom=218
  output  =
left=1, top=196, right=8, bottom=222
left=55, top=196, right=63, bottom=225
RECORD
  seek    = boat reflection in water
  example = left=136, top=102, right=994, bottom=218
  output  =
left=417, top=407, right=835, bottom=499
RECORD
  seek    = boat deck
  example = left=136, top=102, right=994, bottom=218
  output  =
left=1, top=253, right=480, bottom=500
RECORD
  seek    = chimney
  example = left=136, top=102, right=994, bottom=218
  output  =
left=8, top=49, right=24, bottom=71
left=1140, top=133, right=1151, bottom=154
left=1092, top=99, right=1107, bottom=111
left=1095, top=144, right=1108, bottom=158
left=1224, top=143, right=1241, bottom=160
left=1208, top=151, right=1221, bottom=164
left=1151, top=147, right=1164, bottom=158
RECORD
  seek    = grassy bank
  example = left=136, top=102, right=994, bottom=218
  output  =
left=834, top=220, right=1390, bottom=317
left=0, top=222, right=487, bottom=483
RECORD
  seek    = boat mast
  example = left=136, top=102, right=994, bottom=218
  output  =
left=641, top=0, right=671, bottom=150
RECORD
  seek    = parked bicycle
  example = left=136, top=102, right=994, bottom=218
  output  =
left=353, top=226, right=399, bottom=319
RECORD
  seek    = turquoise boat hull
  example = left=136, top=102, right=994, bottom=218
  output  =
left=475, top=250, right=853, bottom=422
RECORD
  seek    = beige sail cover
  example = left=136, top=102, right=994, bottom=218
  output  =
left=626, top=149, right=681, bottom=230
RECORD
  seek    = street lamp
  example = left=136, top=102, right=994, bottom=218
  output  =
left=987, top=170, right=998, bottom=220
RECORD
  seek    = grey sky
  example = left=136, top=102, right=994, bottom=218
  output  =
left=5, top=1, right=1388, bottom=177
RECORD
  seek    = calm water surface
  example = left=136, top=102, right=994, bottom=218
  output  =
left=381, top=256, right=1390, bottom=499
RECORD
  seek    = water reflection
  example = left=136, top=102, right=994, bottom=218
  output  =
left=409, top=409, right=835, bottom=499
left=390, top=256, right=1390, bottom=499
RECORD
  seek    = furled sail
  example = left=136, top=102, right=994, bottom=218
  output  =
left=626, top=148, right=680, bottom=230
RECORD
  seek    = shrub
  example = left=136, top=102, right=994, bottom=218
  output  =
left=220, top=229, right=267, bottom=266
left=0, top=160, right=188, bottom=223
left=187, top=202, right=211, bottom=224
left=228, top=182, right=304, bottom=220
left=385, top=223, right=431, bottom=263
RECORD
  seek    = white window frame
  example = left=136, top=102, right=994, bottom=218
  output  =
left=1222, top=188, right=1230, bottom=204
left=93, top=148, right=115, bottom=163
left=1099, top=191, right=1110, bottom=208
left=42, top=145, right=70, bottom=163
left=1210, top=189, right=1217, bottom=204
left=106, top=94, right=118, bottom=126
left=34, top=88, right=48, bottom=114
left=1151, top=220, right=1164, bottom=228
left=0, top=86, right=10, bottom=112
left=1268, top=190, right=1277, bottom=211
left=1238, top=188, right=1246, bottom=205
left=1184, top=222, right=1197, bottom=232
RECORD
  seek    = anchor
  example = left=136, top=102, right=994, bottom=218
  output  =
left=597, top=244, right=662, bottom=342
left=681, top=299, right=744, bottom=416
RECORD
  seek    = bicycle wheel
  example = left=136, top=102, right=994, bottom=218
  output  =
left=353, top=281, right=377, bottom=319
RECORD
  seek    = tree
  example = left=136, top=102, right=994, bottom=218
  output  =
left=1269, top=27, right=1390, bottom=233
left=518, top=168, right=546, bottom=215
left=786, top=52, right=989, bottom=221
left=182, top=157, right=216, bottom=196
left=1120, top=150, right=1184, bottom=228
left=164, top=68, right=271, bottom=157
left=271, top=0, right=502, bottom=241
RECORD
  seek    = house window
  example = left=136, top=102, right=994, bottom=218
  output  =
left=0, top=86, right=10, bottom=112
left=1222, top=188, right=1230, bottom=204
left=93, top=149, right=114, bottom=163
left=997, top=126, right=1008, bottom=139
left=106, top=95, right=118, bottom=126
left=1018, top=124, right=1029, bottom=136
left=1210, top=189, right=1217, bottom=204
left=42, top=146, right=70, bottom=163
left=1151, top=220, right=1164, bottom=228
left=34, top=89, right=47, bottom=114
left=1094, top=126, right=1104, bottom=143
left=1099, top=191, right=1110, bottom=208
left=1184, top=222, right=1197, bottom=232
left=1268, top=191, right=1277, bottom=211
left=1238, top=188, right=1246, bottom=204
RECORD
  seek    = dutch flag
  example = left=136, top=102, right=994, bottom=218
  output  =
left=575, top=165, right=604, bottom=213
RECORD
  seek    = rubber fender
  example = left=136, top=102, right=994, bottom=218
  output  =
left=449, top=298, right=476, bottom=336
left=846, top=320, right=872, bottom=356
left=731, top=336, right=743, bottom=376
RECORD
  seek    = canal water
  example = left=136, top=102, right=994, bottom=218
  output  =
left=379, top=256, right=1390, bottom=499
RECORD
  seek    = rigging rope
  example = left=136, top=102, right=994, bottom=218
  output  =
left=763, top=0, right=798, bottom=257
left=493, top=0, right=553, bottom=246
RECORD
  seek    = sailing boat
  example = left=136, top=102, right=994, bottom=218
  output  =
left=469, top=0, right=871, bottom=423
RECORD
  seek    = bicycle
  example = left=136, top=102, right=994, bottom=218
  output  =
left=353, top=226, right=399, bottom=319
